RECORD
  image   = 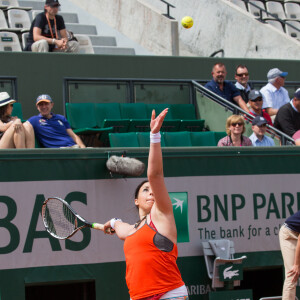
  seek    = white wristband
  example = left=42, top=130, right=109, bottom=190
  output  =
left=150, top=132, right=161, bottom=143
left=52, top=38, right=55, bottom=45
left=110, top=218, right=122, bottom=229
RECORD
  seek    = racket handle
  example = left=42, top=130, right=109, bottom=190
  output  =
left=92, top=223, right=104, bottom=231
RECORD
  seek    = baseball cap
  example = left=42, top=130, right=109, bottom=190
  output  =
left=36, top=94, right=53, bottom=105
left=45, top=0, right=60, bottom=7
left=295, top=88, right=300, bottom=100
left=252, top=116, right=268, bottom=127
left=267, top=68, right=288, bottom=80
left=249, top=90, right=263, bottom=101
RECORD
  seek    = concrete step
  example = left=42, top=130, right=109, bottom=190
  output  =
left=31, top=10, right=79, bottom=23
left=93, top=46, right=136, bottom=55
left=18, top=0, right=44, bottom=10
left=65, top=23, right=97, bottom=35
left=88, top=35, right=116, bottom=46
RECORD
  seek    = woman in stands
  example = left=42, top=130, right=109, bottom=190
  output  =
left=103, top=108, right=189, bottom=300
left=217, top=114, right=252, bottom=147
left=0, top=92, right=35, bottom=149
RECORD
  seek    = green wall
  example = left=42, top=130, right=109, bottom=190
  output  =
left=1, top=52, right=299, bottom=118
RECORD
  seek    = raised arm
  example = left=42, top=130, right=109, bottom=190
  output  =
left=148, top=109, right=173, bottom=214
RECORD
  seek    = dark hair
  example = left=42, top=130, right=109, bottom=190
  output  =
left=134, top=180, right=149, bottom=199
left=0, top=104, right=10, bottom=122
left=212, top=62, right=225, bottom=72
left=235, top=64, right=248, bottom=74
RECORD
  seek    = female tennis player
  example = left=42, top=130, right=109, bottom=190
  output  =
left=104, top=108, right=189, bottom=300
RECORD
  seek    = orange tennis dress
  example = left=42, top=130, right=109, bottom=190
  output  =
left=124, top=221, right=184, bottom=300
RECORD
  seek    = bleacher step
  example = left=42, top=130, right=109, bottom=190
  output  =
left=93, top=46, right=136, bottom=55
left=88, top=35, right=117, bottom=46
left=65, top=23, right=97, bottom=35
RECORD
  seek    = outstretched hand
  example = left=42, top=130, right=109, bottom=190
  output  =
left=150, top=108, right=168, bottom=134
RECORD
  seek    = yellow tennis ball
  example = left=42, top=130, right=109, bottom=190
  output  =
left=181, top=16, right=193, bottom=29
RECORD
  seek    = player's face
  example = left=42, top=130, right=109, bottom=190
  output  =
left=5, top=103, right=13, bottom=116
left=212, top=65, right=227, bottom=84
left=135, top=182, right=155, bottom=212
left=37, top=101, right=53, bottom=118
left=252, top=124, right=267, bottom=137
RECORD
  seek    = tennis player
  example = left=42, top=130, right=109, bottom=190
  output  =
left=104, top=108, right=189, bottom=300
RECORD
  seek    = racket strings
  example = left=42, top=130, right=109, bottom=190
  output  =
left=44, top=199, right=76, bottom=238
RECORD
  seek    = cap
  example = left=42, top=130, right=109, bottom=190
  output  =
left=252, top=116, right=268, bottom=127
left=267, top=68, right=288, bottom=80
left=36, top=94, right=53, bottom=105
left=249, top=90, right=263, bottom=101
left=45, top=0, right=60, bottom=7
left=0, top=92, right=16, bottom=107
left=295, top=88, right=300, bottom=100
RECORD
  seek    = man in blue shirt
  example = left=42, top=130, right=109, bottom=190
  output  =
left=26, top=94, right=85, bottom=148
left=249, top=116, right=275, bottom=147
left=205, top=63, right=250, bottom=113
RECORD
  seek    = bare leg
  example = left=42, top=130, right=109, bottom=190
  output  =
left=23, top=122, right=35, bottom=148
left=13, top=126, right=26, bottom=148
left=0, top=125, right=20, bottom=148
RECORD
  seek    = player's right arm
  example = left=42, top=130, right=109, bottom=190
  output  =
left=103, top=220, right=133, bottom=240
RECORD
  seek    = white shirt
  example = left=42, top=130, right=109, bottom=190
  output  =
left=235, top=82, right=251, bottom=92
left=260, top=83, right=290, bottom=110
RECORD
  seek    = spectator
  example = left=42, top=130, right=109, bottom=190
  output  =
left=205, top=63, right=250, bottom=113
left=274, top=88, right=300, bottom=146
left=249, top=116, right=275, bottom=147
left=25, top=0, right=79, bottom=53
left=248, top=90, right=273, bottom=126
left=217, top=114, right=252, bottom=147
left=234, top=64, right=252, bottom=103
left=26, top=94, right=86, bottom=148
left=260, top=68, right=290, bottom=118
left=0, top=92, right=35, bottom=148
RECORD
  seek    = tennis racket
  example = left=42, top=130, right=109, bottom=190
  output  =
left=42, top=197, right=110, bottom=240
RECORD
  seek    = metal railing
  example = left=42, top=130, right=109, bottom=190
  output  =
left=63, top=77, right=297, bottom=146
left=160, top=0, right=175, bottom=19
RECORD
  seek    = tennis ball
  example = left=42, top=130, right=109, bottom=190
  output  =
left=181, top=16, right=193, bottom=29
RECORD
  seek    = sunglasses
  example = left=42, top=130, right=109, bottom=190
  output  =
left=250, top=98, right=263, bottom=102
left=236, top=73, right=249, bottom=77
left=231, top=122, right=243, bottom=127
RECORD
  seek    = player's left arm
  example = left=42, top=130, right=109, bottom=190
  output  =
left=66, top=128, right=86, bottom=148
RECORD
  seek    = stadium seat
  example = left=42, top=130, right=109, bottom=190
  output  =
left=95, top=102, right=130, bottom=133
left=0, top=9, right=8, bottom=28
left=284, top=2, right=300, bottom=20
left=190, top=131, right=216, bottom=146
left=265, top=1, right=287, bottom=19
left=0, top=0, right=19, bottom=8
left=227, top=0, right=248, bottom=11
left=248, top=0, right=267, bottom=19
left=75, top=34, right=94, bottom=54
left=265, top=18, right=285, bottom=32
left=7, top=9, right=31, bottom=29
left=214, top=131, right=227, bottom=144
left=286, top=20, right=300, bottom=38
left=11, top=102, right=23, bottom=120
left=163, top=131, right=192, bottom=147
left=0, top=31, right=21, bottom=51
left=21, top=31, right=28, bottom=49
left=18, top=0, right=44, bottom=10
left=120, top=103, right=148, bottom=119
left=109, top=132, right=139, bottom=147
left=169, top=104, right=197, bottom=120
left=146, top=103, right=180, bottom=132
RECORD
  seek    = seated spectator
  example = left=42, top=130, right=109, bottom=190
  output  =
left=217, top=114, right=252, bottom=147
left=25, top=94, right=86, bottom=148
left=0, top=92, right=35, bottom=149
left=248, top=90, right=273, bottom=126
left=260, top=68, right=290, bottom=118
left=205, top=63, right=250, bottom=113
left=25, top=0, right=79, bottom=53
left=234, top=64, right=252, bottom=103
left=274, top=88, right=300, bottom=146
left=249, top=116, right=275, bottom=147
